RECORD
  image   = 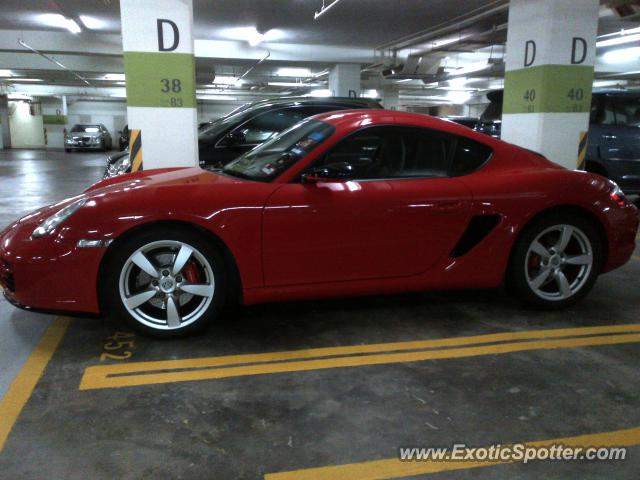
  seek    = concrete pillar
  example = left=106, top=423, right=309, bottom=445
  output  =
left=502, top=0, right=599, bottom=169
left=329, top=64, right=361, bottom=98
left=381, top=87, right=399, bottom=110
left=0, top=95, right=10, bottom=149
left=120, top=0, right=199, bottom=170
left=61, top=96, right=67, bottom=117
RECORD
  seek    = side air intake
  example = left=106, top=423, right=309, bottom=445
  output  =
left=451, top=215, right=501, bottom=257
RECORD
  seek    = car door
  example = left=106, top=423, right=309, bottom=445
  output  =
left=261, top=125, right=473, bottom=286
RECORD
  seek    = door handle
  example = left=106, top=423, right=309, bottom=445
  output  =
left=433, top=201, right=465, bottom=213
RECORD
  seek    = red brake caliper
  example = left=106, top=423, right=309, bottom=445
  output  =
left=529, top=254, right=541, bottom=269
left=182, top=260, right=202, bottom=284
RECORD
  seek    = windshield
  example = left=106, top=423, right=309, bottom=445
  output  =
left=72, top=125, right=100, bottom=133
left=222, top=119, right=335, bottom=182
left=198, top=109, right=252, bottom=143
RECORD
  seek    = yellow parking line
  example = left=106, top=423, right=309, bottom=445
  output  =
left=633, top=255, right=640, bottom=261
left=80, top=324, right=640, bottom=390
left=0, top=317, right=70, bottom=452
left=265, top=426, right=640, bottom=479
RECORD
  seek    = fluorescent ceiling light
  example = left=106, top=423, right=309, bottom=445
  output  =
left=37, top=13, right=81, bottom=34
left=219, top=27, right=285, bottom=46
left=79, top=15, right=106, bottom=30
left=307, top=89, right=332, bottom=97
left=102, top=73, right=125, bottom=81
left=597, top=33, right=640, bottom=48
left=396, top=78, right=413, bottom=83
left=593, top=80, right=626, bottom=87
left=12, top=78, right=44, bottom=82
left=212, top=75, right=243, bottom=86
left=448, top=77, right=469, bottom=87
left=451, top=62, right=490, bottom=75
left=602, top=47, right=640, bottom=64
left=446, top=90, right=472, bottom=103
left=197, top=94, right=239, bottom=101
left=0, top=69, right=12, bottom=77
left=276, top=67, right=312, bottom=77
left=268, top=81, right=321, bottom=87
left=598, top=26, right=640, bottom=39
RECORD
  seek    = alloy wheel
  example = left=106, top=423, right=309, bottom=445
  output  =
left=118, top=240, right=215, bottom=330
left=524, top=224, right=594, bottom=302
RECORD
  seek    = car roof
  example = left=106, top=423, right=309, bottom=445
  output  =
left=313, top=109, right=501, bottom=144
left=243, top=96, right=382, bottom=110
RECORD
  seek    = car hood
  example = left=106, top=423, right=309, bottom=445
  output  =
left=87, top=167, right=244, bottom=194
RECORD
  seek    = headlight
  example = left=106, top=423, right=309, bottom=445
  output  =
left=105, top=155, right=131, bottom=178
left=32, top=199, right=87, bottom=238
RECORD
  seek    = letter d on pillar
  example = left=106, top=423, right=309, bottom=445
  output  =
left=120, top=0, right=199, bottom=170
left=524, top=40, right=536, bottom=67
left=157, top=19, right=180, bottom=51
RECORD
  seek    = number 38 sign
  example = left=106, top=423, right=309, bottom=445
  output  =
left=123, top=17, right=196, bottom=109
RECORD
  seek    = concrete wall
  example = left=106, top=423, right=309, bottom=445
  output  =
left=9, top=101, right=45, bottom=148
left=40, top=98, right=245, bottom=149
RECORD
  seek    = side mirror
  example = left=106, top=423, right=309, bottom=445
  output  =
left=302, top=162, right=356, bottom=183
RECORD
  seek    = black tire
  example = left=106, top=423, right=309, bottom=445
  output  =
left=100, top=227, right=227, bottom=337
left=65, top=148, right=71, bottom=153
left=507, top=213, right=603, bottom=309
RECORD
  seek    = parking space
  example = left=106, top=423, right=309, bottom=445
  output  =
left=1, top=184, right=639, bottom=478
left=2, top=1, right=640, bottom=478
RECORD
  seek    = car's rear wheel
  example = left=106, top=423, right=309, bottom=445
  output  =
left=507, top=214, right=603, bottom=309
left=102, top=228, right=226, bottom=337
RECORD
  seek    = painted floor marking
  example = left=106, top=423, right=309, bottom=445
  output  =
left=80, top=324, right=640, bottom=390
left=264, top=426, right=640, bottom=479
left=0, top=317, right=70, bottom=452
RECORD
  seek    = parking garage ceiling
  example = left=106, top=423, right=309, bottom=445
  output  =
left=2, top=0, right=503, bottom=47
left=0, top=0, right=639, bottom=105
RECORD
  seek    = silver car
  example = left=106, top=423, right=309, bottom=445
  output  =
left=65, top=124, right=112, bottom=152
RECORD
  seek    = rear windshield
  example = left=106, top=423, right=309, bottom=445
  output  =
left=71, top=125, right=101, bottom=133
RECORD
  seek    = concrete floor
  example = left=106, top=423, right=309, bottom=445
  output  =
left=0, top=149, right=108, bottom=397
left=0, top=149, right=639, bottom=479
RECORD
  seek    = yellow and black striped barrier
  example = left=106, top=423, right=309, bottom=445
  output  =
left=577, top=130, right=588, bottom=170
left=129, top=129, right=142, bottom=172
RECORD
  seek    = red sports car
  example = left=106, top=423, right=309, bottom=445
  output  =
left=1, top=110, right=638, bottom=336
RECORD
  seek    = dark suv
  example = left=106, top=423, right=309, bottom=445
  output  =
left=476, top=90, right=640, bottom=195
left=104, top=97, right=382, bottom=178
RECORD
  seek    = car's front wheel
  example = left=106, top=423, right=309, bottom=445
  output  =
left=508, top=214, right=603, bottom=309
left=102, top=228, right=226, bottom=337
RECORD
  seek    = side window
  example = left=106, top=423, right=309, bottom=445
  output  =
left=311, top=126, right=453, bottom=180
left=396, top=129, right=450, bottom=178
left=590, top=97, right=615, bottom=125
left=450, top=136, right=492, bottom=176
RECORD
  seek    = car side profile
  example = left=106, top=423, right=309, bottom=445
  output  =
left=1, top=110, right=638, bottom=337
left=65, top=124, right=113, bottom=152
left=103, top=97, right=382, bottom=178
